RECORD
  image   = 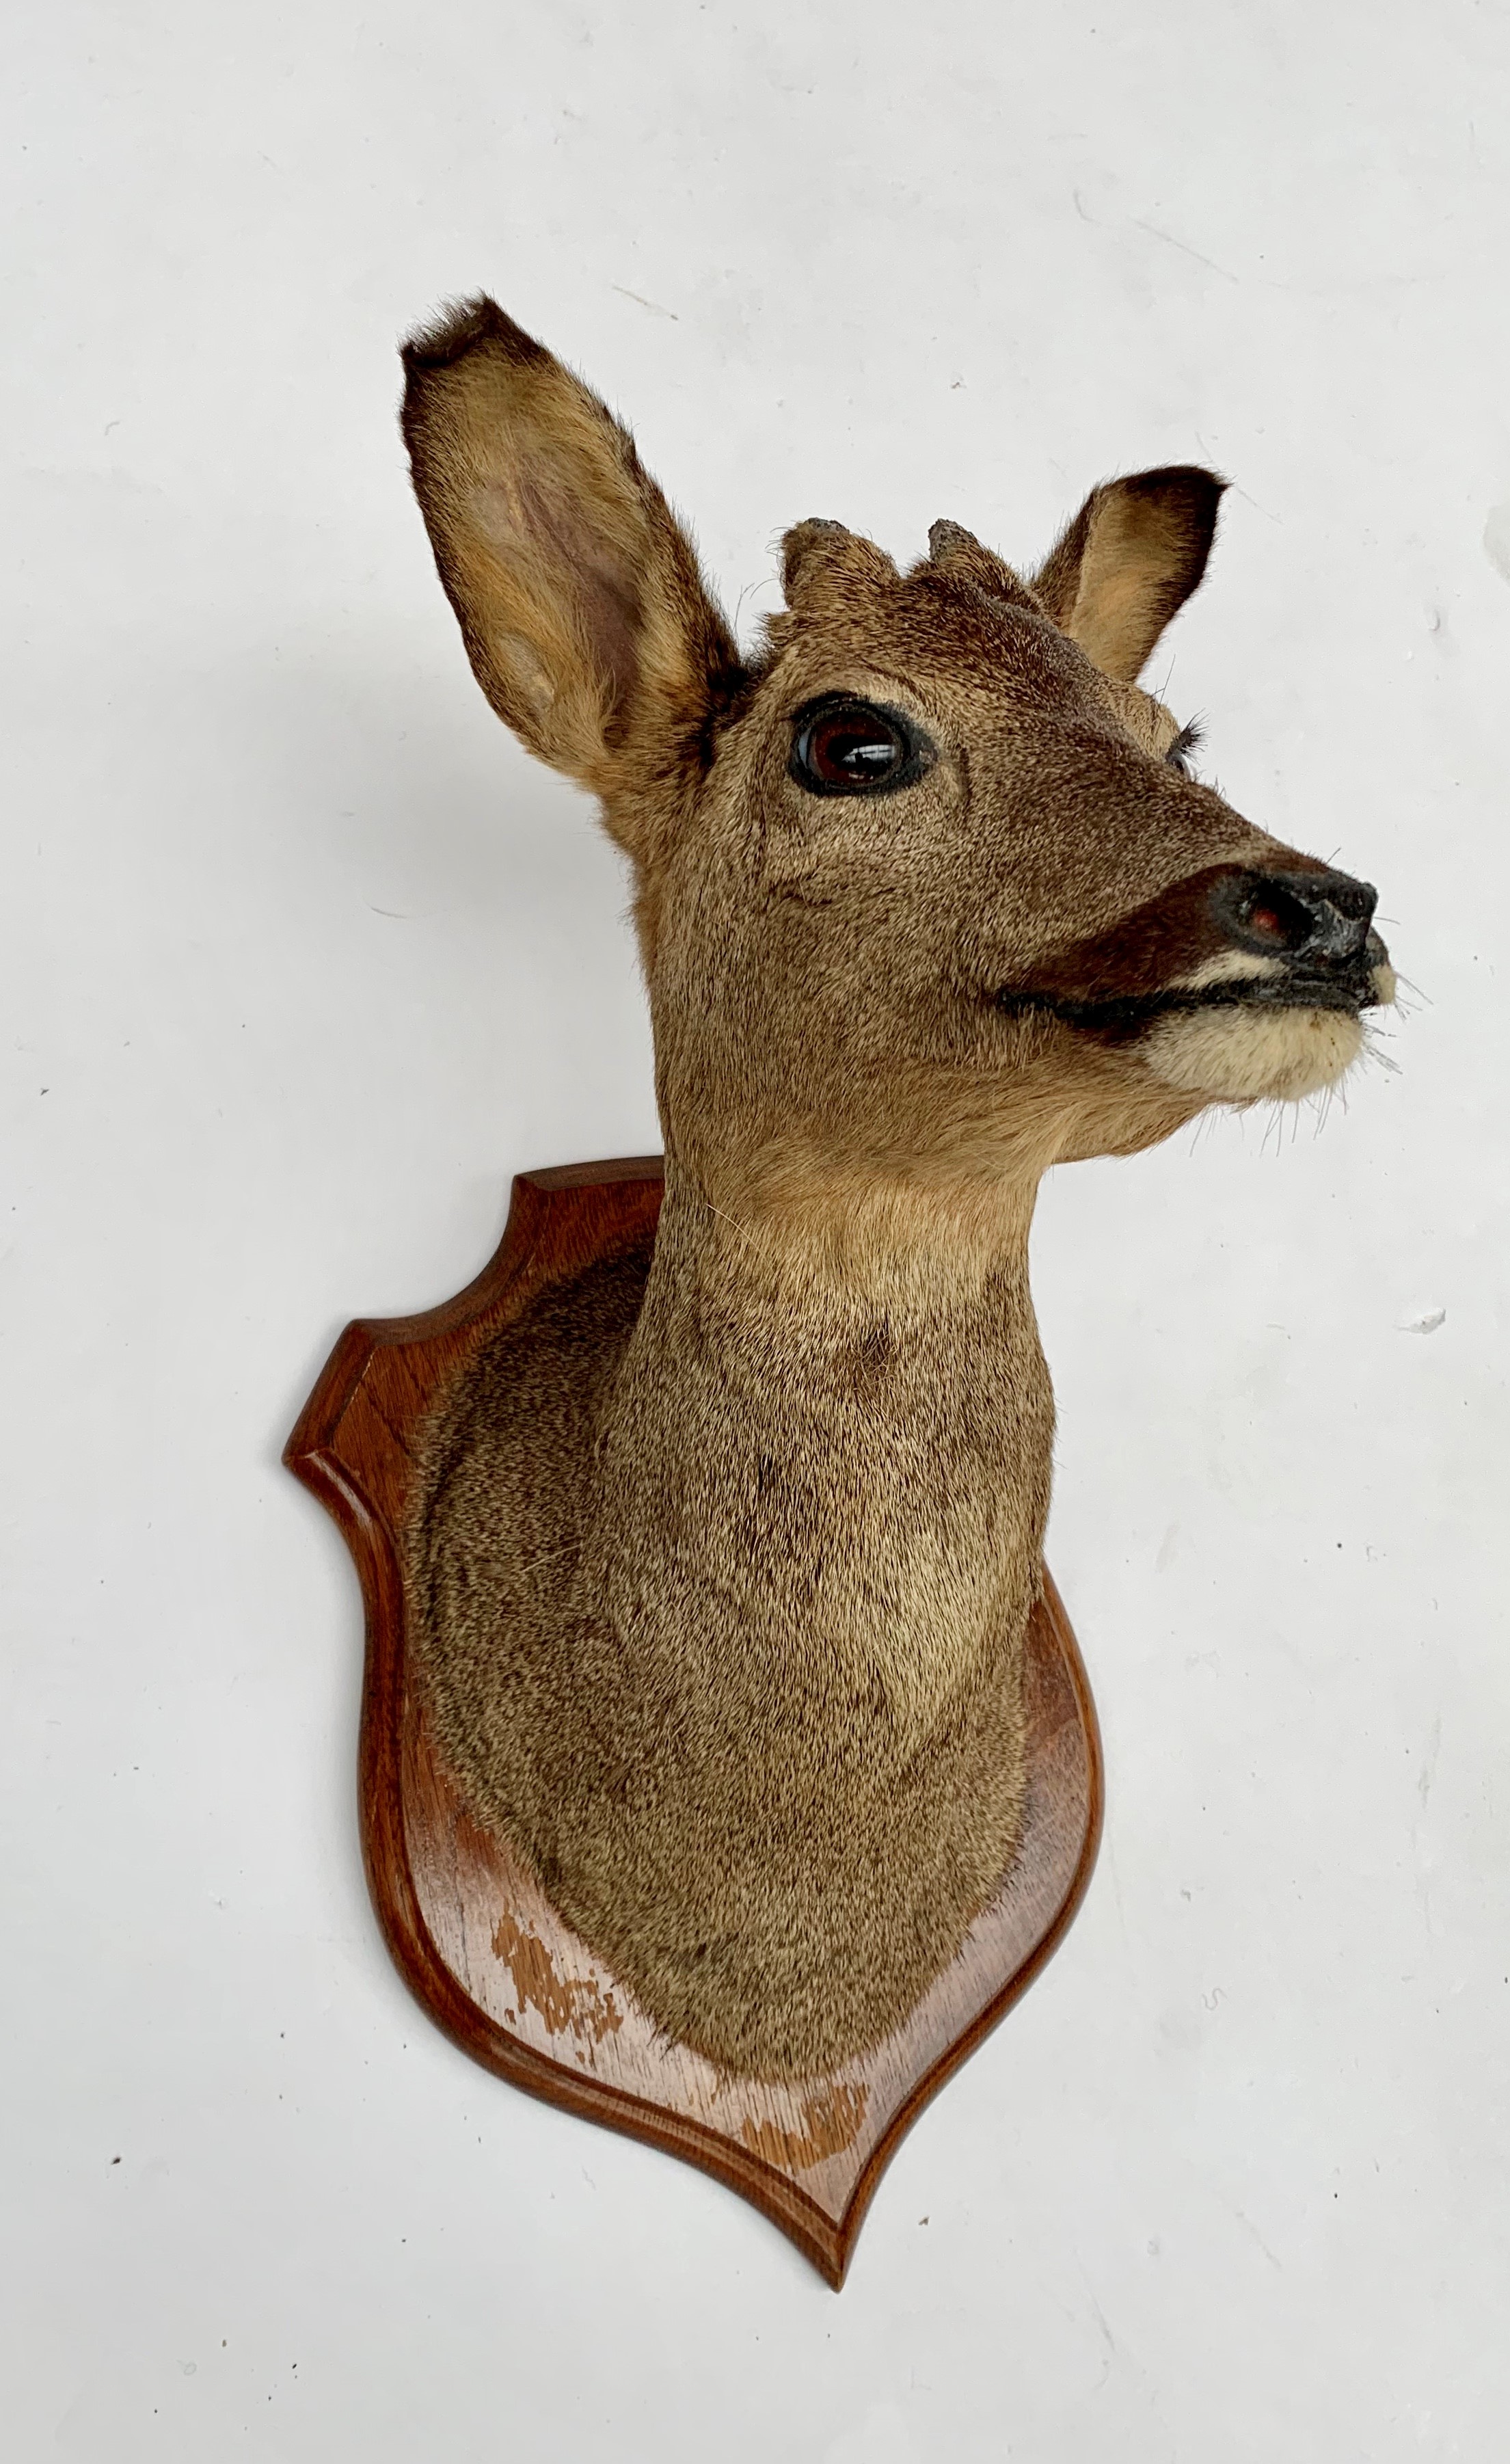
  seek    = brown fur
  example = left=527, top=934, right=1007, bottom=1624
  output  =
left=401, top=299, right=1392, bottom=2079
left=1033, top=466, right=1227, bottom=680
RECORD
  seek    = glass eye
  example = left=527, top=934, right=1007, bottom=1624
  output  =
left=1165, top=719, right=1204, bottom=778
left=789, top=697, right=930, bottom=796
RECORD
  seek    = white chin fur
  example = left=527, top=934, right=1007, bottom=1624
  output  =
left=1140, top=1004, right=1366, bottom=1102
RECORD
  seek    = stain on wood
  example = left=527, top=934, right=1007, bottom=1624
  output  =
left=284, top=1157, right=1103, bottom=2288
left=492, top=1912, right=624, bottom=2045
left=739, top=2085, right=869, bottom=2172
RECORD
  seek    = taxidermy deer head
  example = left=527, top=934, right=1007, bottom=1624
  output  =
left=402, top=298, right=1394, bottom=2081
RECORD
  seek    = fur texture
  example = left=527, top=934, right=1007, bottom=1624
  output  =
left=399, top=298, right=1393, bottom=2078
left=415, top=1207, right=1042, bottom=2076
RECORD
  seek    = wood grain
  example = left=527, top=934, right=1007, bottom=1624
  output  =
left=284, top=1159, right=1104, bottom=2288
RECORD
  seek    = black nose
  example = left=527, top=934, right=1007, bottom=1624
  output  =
left=1217, top=868, right=1379, bottom=965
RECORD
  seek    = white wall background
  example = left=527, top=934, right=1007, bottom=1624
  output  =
left=4, top=4, right=1507, bottom=2456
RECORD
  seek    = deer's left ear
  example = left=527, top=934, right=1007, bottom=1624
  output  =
left=401, top=297, right=742, bottom=868
left=1033, top=466, right=1226, bottom=682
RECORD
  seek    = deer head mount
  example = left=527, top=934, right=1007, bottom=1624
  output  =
left=400, top=298, right=1394, bottom=2083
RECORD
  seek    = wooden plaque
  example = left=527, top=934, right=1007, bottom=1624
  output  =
left=284, top=1160, right=1103, bottom=2287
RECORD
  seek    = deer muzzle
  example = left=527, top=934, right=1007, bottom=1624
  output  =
left=995, top=859, right=1394, bottom=1039
left=1206, top=867, right=1390, bottom=1008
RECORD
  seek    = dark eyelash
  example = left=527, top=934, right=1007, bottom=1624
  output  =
left=1165, top=718, right=1205, bottom=777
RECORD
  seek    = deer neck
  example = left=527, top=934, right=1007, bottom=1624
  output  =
left=589, top=1158, right=1056, bottom=1756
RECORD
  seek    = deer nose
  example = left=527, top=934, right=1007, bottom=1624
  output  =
left=1215, top=868, right=1381, bottom=965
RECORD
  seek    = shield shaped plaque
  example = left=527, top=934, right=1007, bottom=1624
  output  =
left=285, top=1157, right=1103, bottom=2287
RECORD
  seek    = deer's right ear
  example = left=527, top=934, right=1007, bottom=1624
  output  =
left=1032, top=467, right=1226, bottom=682
left=401, top=297, right=742, bottom=865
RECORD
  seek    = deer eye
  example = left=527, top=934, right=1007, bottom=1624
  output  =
left=1165, top=718, right=1204, bottom=778
left=789, top=696, right=932, bottom=796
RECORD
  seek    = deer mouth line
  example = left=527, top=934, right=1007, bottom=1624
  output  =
left=995, top=967, right=1386, bottom=1041
left=990, top=865, right=1391, bottom=1045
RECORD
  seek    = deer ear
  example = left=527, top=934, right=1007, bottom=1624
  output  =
left=401, top=297, right=742, bottom=865
left=1032, top=467, right=1226, bottom=682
